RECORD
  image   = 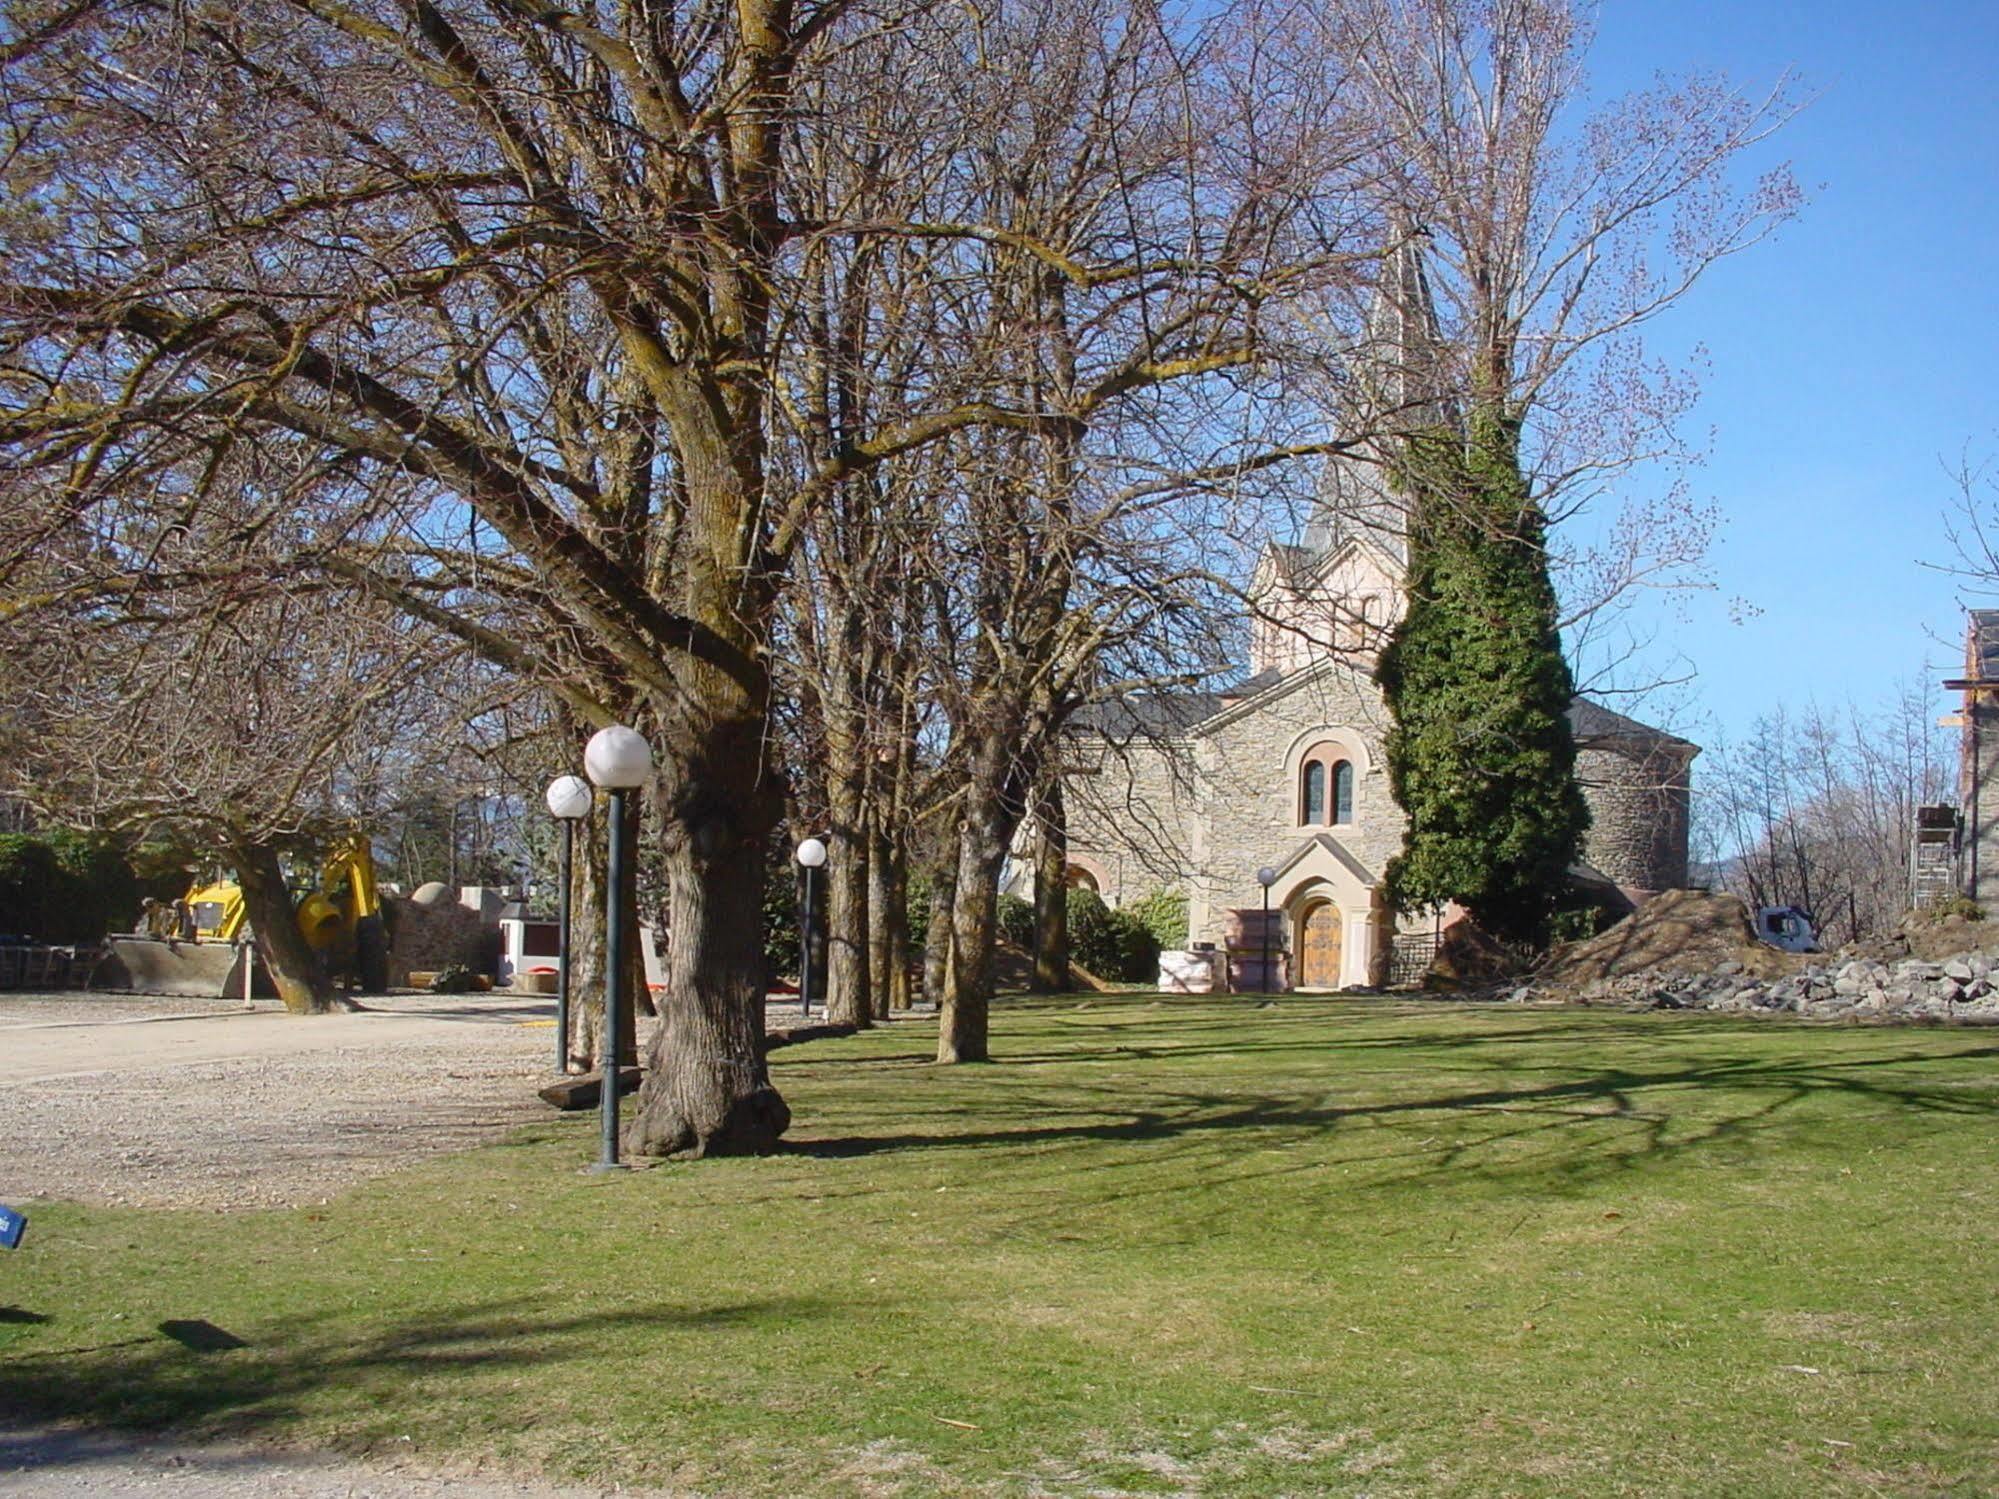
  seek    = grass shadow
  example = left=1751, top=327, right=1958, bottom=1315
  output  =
left=0, top=1293, right=842, bottom=1453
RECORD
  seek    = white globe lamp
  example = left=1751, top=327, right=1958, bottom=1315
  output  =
left=584, top=725, right=653, bottom=789
left=545, top=774, right=593, bottom=821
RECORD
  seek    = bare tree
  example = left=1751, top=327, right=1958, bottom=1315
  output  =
left=0, top=450, right=448, bottom=1011
left=0, top=0, right=1108, bottom=1153
left=1311, top=0, right=1804, bottom=689
left=1694, top=687, right=1951, bottom=946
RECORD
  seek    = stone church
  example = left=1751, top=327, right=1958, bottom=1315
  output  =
left=1055, top=237, right=1697, bottom=989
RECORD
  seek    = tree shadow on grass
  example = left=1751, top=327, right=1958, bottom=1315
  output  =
left=0, top=1292, right=838, bottom=1459
left=786, top=1044, right=1999, bottom=1182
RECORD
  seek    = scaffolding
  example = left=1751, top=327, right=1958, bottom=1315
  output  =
left=1910, top=804, right=1962, bottom=910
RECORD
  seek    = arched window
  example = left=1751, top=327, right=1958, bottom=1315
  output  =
left=1296, top=742, right=1359, bottom=826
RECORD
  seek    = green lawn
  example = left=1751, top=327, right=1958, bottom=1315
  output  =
left=4, top=997, right=1997, bottom=1496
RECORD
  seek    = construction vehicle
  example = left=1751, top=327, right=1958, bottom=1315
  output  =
left=97, top=833, right=391, bottom=997
left=1753, top=904, right=1822, bottom=954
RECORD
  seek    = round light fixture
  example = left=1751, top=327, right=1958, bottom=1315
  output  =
left=584, top=725, right=654, bottom=789
left=545, top=774, right=593, bottom=820
left=796, top=837, right=828, bottom=869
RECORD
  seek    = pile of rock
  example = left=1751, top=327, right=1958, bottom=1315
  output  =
left=1540, top=948, right=1999, bottom=1023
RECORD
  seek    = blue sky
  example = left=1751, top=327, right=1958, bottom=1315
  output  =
left=1574, top=0, right=1999, bottom=745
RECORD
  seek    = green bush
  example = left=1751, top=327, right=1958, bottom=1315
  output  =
left=1067, top=887, right=1160, bottom=983
left=1918, top=895, right=1985, bottom=925
left=1125, top=887, right=1189, bottom=950
left=0, top=832, right=177, bottom=943
left=762, top=847, right=800, bottom=978
left=996, top=892, right=1036, bottom=950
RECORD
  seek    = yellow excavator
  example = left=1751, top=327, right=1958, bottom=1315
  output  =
left=99, top=833, right=390, bottom=998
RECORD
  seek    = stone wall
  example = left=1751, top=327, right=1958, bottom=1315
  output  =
left=1066, top=733, right=1203, bottom=908
left=1188, top=664, right=1399, bottom=944
left=1575, top=742, right=1693, bottom=895
left=1964, top=701, right=1999, bottom=907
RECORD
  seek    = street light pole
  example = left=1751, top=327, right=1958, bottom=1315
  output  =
left=544, top=774, right=592, bottom=1077
left=796, top=837, right=827, bottom=1017
left=1256, top=866, right=1278, bottom=995
left=558, top=817, right=573, bottom=1068
left=584, top=726, right=653, bottom=1172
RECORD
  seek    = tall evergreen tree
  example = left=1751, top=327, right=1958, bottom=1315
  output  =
left=1376, top=410, right=1589, bottom=945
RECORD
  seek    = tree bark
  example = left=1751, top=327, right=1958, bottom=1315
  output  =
left=1032, top=776, right=1069, bottom=991
left=233, top=842, right=348, bottom=1015
left=938, top=774, right=1018, bottom=1063
left=567, top=786, right=647, bottom=1073
left=823, top=821, right=872, bottom=1027
left=886, top=838, right=913, bottom=1012
left=627, top=686, right=791, bottom=1158
left=868, top=811, right=898, bottom=1018
left=922, top=843, right=957, bottom=1008
left=938, top=722, right=1044, bottom=1061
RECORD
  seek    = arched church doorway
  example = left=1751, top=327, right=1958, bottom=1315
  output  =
left=1296, top=899, right=1342, bottom=988
left=1064, top=863, right=1100, bottom=893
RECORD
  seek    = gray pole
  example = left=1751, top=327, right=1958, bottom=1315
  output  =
left=555, top=818, right=573, bottom=1075
left=799, top=865, right=815, bottom=1017
left=596, top=787, right=628, bottom=1170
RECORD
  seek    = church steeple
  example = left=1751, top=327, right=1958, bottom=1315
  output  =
left=1363, top=222, right=1447, bottom=426
left=1301, top=222, right=1451, bottom=562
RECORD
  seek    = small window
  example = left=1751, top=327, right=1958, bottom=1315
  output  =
left=1296, top=743, right=1358, bottom=826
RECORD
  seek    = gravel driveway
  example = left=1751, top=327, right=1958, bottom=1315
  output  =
left=0, top=990, right=565, bottom=1210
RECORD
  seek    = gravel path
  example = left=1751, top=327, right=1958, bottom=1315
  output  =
left=0, top=992, right=560, bottom=1210
left=0, top=990, right=838, bottom=1210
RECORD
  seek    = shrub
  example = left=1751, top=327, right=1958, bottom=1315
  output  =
left=1548, top=897, right=1620, bottom=946
left=1917, top=895, right=1985, bottom=925
left=1067, top=887, right=1160, bottom=983
left=761, top=846, right=800, bottom=977
left=996, top=892, right=1036, bottom=950
left=0, top=832, right=175, bottom=943
left=1124, top=887, right=1189, bottom=950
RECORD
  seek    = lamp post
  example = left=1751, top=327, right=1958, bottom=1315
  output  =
left=583, top=725, right=652, bottom=1171
left=1256, top=866, right=1278, bottom=994
left=796, top=837, right=827, bottom=1016
left=544, top=774, right=593, bottom=1076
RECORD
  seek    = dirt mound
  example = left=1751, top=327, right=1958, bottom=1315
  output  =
left=1536, top=888, right=1798, bottom=991
left=991, top=938, right=1118, bottom=994
left=1425, top=919, right=1525, bottom=988
left=1842, top=905, right=1992, bottom=965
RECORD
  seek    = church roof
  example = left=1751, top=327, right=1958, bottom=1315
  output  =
left=1069, top=690, right=1229, bottom=738
left=1273, top=831, right=1378, bottom=888
left=1071, top=673, right=1697, bottom=757
left=1566, top=699, right=1699, bottom=755
left=1969, top=609, right=1999, bottom=681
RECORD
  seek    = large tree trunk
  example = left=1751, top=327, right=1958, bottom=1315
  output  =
left=1032, top=776, right=1069, bottom=991
left=886, top=840, right=914, bottom=1012
left=627, top=689, right=791, bottom=1158
left=922, top=844, right=957, bottom=1008
left=823, top=822, right=872, bottom=1027
left=938, top=782, right=1015, bottom=1063
left=565, top=797, right=639, bottom=1073
left=868, top=813, right=898, bottom=1018
left=233, top=842, right=349, bottom=1015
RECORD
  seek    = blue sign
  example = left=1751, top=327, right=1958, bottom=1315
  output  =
left=0, top=1204, right=25, bottom=1250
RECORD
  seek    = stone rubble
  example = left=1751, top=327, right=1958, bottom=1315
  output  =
left=1527, top=943, right=1999, bottom=1023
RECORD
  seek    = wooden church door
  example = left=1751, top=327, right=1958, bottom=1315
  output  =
left=1299, top=901, right=1342, bottom=987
